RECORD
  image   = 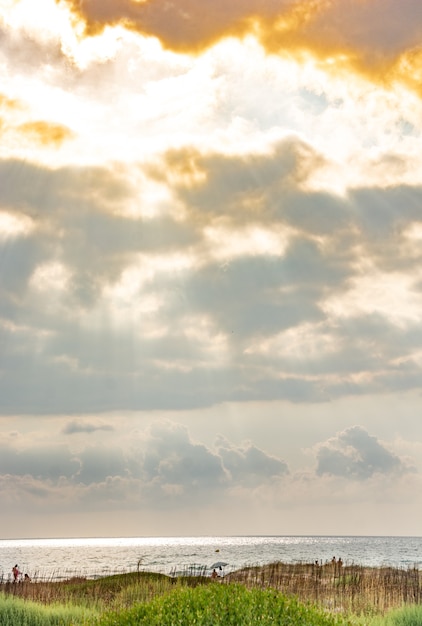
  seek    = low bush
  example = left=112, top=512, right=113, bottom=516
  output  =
left=97, top=583, right=352, bottom=626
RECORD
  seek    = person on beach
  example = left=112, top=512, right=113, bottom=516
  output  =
left=24, top=573, right=31, bottom=582
left=211, top=569, right=218, bottom=579
left=12, top=564, right=20, bottom=582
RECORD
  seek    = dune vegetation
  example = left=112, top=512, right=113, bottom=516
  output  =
left=0, top=563, right=421, bottom=626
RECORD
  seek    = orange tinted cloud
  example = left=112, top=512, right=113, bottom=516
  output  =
left=263, top=0, right=422, bottom=79
left=0, top=93, right=22, bottom=111
left=393, top=47, right=422, bottom=98
left=17, top=121, right=75, bottom=147
left=60, top=0, right=422, bottom=87
left=60, top=0, right=293, bottom=50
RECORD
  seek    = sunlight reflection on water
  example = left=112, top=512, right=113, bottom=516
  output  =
left=0, top=536, right=420, bottom=581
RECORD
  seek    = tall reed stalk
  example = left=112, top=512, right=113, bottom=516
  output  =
left=226, top=562, right=422, bottom=614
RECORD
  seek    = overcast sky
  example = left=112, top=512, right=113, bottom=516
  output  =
left=1, top=0, right=422, bottom=539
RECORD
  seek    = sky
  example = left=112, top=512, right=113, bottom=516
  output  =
left=1, top=0, right=422, bottom=539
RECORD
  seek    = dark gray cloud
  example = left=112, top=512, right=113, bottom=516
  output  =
left=217, top=436, right=288, bottom=485
left=0, top=236, right=49, bottom=299
left=0, top=159, right=198, bottom=314
left=281, top=190, right=352, bottom=236
left=142, top=422, right=227, bottom=494
left=172, top=254, right=325, bottom=342
left=349, top=185, right=422, bottom=270
left=0, top=159, right=132, bottom=214
left=0, top=443, right=79, bottom=480
left=315, top=426, right=412, bottom=479
left=63, top=421, right=114, bottom=435
left=74, top=446, right=128, bottom=484
left=151, top=138, right=325, bottom=224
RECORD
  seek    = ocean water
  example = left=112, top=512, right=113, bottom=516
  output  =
left=0, top=536, right=421, bottom=582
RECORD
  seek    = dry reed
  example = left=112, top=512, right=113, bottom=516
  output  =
left=225, top=561, right=422, bottom=615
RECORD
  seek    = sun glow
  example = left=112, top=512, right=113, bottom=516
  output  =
left=323, top=268, right=422, bottom=325
left=0, top=211, right=34, bottom=238
left=204, top=225, right=289, bottom=261
left=245, top=321, right=338, bottom=360
left=1, top=0, right=69, bottom=37
left=30, top=262, right=71, bottom=292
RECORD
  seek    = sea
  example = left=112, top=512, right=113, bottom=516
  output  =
left=0, top=536, right=421, bottom=582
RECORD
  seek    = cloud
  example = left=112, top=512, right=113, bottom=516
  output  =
left=62, top=420, right=114, bottom=434
left=0, top=159, right=133, bottom=218
left=1, top=0, right=422, bottom=539
left=151, top=138, right=326, bottom=223
left=142, top=421, right=227, bottom=498
left=260, top=0, right=422, bottom=69
left=0, top=22, right=65, bottom=76
left=0, top=420, right=290, bottom=509
left=0, top=93, right=21, bottom=111
left=0, top=443, right=79, bottom=480
left=0, top=419, right=419, bottom=536
left=62, top=0, right=287, bottom=50
left=74, top=445, right=128, bottom=484
left=315, top=426, right=413, bottom=479
left=0, top=158, right=197, bottom=318
left=1, top=143, right=422, bottom=412
left=58, top=0, right=422, bottom=90
left=216, top=435, right=288, bottom=486
left=16, top=121, right=75, bottom=146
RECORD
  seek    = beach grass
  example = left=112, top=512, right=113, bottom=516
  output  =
left=0, top=592, right=97, bottom=625
left=1, top=563, right=421, bottom=625
left=1, top=571, right=179, bottom=613
left=369, top=605, right=422, bottom=626
left=226, top=561, right=422, bottom=615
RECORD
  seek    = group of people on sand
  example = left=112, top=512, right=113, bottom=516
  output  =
left=314, top=556, right=343, bottom=569
left=331, top=556, right=343, bottom=569
left=12, top=564, right=31, bottom=583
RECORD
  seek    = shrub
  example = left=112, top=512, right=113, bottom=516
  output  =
left=97, top=583, right=351, bottom=626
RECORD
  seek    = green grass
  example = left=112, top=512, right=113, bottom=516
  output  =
left=370, top=605, right=422, bottom=626
left=96, top=583, right=353, bottom=626
left=0, top=592, right=97, bottom=625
